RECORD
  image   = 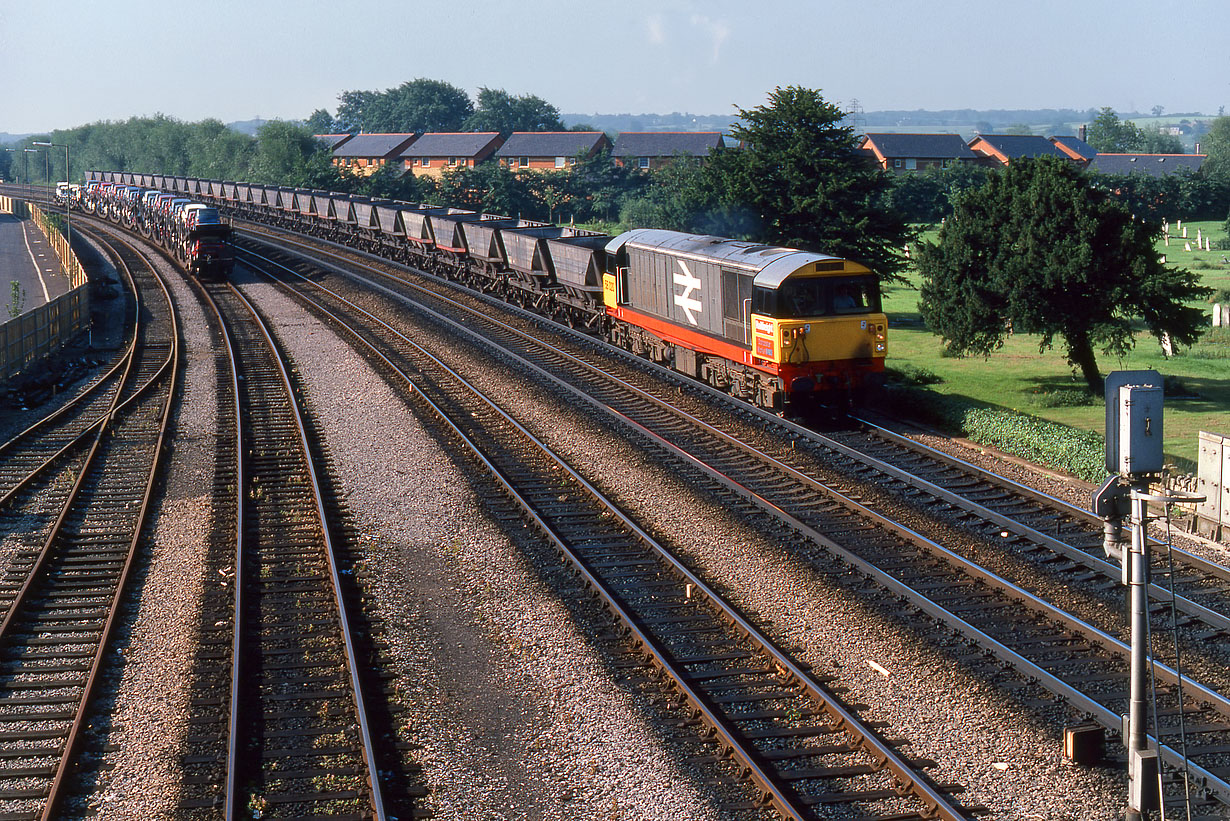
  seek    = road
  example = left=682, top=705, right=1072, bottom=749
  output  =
left=0, top=212, right=72, bottom=316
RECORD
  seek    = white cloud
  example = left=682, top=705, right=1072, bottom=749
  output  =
left=690, top=14, right=730, bottom=64
left=647, top=14, right=667, bottom=46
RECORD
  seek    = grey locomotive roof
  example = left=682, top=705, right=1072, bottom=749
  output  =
left=972, top=134, right=1067, bottom=160
left=399, top=132, right=502, bottom=157
left=332, top=133, right=417, bottom=159
left=607, top=229, right=849, bottom=289
left=495, top=132, right=607, bottom=157
left=611, top=132, right=725, bottom=158
left=1050, top=135, right=1098, bottom=160
left=859, top=133, right=977, bottom=159
left=1089, top=153, right=1206, bottom=177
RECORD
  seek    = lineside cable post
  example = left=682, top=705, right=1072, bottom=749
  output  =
left=1093, top=371, right=1204, bottom=820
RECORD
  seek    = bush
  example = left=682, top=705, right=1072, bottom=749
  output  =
left=875, top=386, right=1107, bottom=481
left=962, top=408, right=1106, bottom=481
left=1163, top=374, right=1200, bottom=398
left=1028, top=387, right=1099, bottom=408
left=885, top=365, right=943, bottom=387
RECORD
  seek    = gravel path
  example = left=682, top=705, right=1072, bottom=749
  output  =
left=69, top=258, right=218, bottom=819
left=335, top=285, right=1131, bottom=820
left=235, top=271, right=746, bottom=821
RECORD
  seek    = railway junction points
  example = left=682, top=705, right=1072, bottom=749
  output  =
left=1, top=184, right=1229, bottom=820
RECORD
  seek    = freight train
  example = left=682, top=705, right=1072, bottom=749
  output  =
left=79, top=179, right=234, bottom=279
left=83, top=170, right=886, bottom=413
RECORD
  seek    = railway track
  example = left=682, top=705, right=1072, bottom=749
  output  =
left=236, top=228, right=1230, bottom=817
left=0, top=221, right=177, bottom=820
left=234, top=244, right=975, bottom=819
left=176, top=278, right=403, bottom=819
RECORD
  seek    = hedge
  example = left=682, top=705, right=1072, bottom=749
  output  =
left=877, top=386, right=1106, bottom=482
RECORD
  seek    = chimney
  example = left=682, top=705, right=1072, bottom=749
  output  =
left=1078, top=123, right=1087, bottom=142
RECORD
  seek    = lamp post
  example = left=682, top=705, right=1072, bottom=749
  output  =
left=32, top=141, right=70, bottom=257
left=2, top=148, right=14, bottom=187
left=22, top=149, right=39, bottom=200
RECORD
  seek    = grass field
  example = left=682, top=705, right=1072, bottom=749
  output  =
left=883, top=220, right=1230, bottom=467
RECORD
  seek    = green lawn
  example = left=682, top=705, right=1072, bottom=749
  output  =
left=885, top=221, right=1230, bottom=467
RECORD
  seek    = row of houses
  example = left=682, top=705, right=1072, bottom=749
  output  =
left=320, top=128, right=1209, bottom=181
left=320, top=131, right=728, bottom=178
left=857, top=132, right=1207, bottom=177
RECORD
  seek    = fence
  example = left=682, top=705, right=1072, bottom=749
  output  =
left=1193, top=431, right=1230, bottom=541
left=0, top=197, right=90, bottom=383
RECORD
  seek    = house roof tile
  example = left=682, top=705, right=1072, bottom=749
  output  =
left=1049, top=135, right=1097, bottom=160
left=494, top=132, right=608, bottom=158
left=858, top=133, right=977, bottom=160
left=332, top=133, right=417, bottom=158
left=399, top=132, right=502, bottom=158
left=1089, top=153, right=1206, bottom=177
left=315, top=134, right=354, bottom=149
left=611, top=131, right=726, bottom=158
left=971, top=134, right=1068, bottom=160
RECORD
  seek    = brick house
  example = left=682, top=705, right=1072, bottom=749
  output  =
left=495, top=132, right=611, bottom=172
left=611, top=132, right=727, bottom=170
left=967, top=134, right=1072, bottom=166
left=1049, top=135, right=1097, bottom=163
left=398, top=133, right=504, bottom=178
left=332, top=133, right=418, bottom=176
left=857, top=133, right=978, bottom=173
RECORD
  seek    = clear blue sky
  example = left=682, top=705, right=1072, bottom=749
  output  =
left=2, top=0, right=1227, bottom=134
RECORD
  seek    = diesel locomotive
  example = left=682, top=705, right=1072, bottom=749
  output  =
left=83, top=170, right=886, bottom=412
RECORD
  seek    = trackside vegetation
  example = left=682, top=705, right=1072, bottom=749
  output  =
left=6, top=84, right=1227, bottom=474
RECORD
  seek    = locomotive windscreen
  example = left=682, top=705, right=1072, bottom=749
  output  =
left=754, top=275, right=881, bottom=319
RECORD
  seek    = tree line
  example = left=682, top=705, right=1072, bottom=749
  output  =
left=3, top=84, right=1225, bottom=393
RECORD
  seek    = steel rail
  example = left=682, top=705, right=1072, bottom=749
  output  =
left=0, top=222, right=139, bottom=506
left=239, top=235, right=1230, bottom=808
left=237, top=246, right=971, bottom=821
left=40, top=231, right=180, bottom=820
left=192, top=278, right=246, bottom=821
left=850, top=415, right=1230, bottom=584
left=0, top=225, right=180, bottom=819
left=242, top=241, right=1230, bottom=712
left=200, top=280, right=389, bottom=821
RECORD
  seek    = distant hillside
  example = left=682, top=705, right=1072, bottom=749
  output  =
left=227, top=119, right=268, bottom=136
left=0, top=133, right=35, bottom=145
left=562, top=113, right=743, bottom=135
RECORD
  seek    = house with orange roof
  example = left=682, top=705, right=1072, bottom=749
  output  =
left=857, top=133, right=978, bottom=174
left=332, top=133, right=419, bottom=176
left=495, top=132, right=611, bottom=172
left=611, top=132, right=727, bottom=170
left=1049, top=135, right=1097, bottom=163
left=398, top=133, right=504, bottom=178
left=967, top=134, right=1073, bottom=166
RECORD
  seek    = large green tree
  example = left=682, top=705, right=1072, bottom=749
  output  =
left=336, top=79, right=473, bottom=134
left=718, top=86, right=913, bottom=280
left=1086, top=107, right=1143, bottom=152
left=463, top=88, right=564, bottom=136
left=1203, top=116, right=1230, bottom=178
left=1085, top=106, right=1182, bottom=154
left=918, top=158, right=1210, bottom=392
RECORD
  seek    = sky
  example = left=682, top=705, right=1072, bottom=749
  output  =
left=1, top=0, right=1227, bottom=134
